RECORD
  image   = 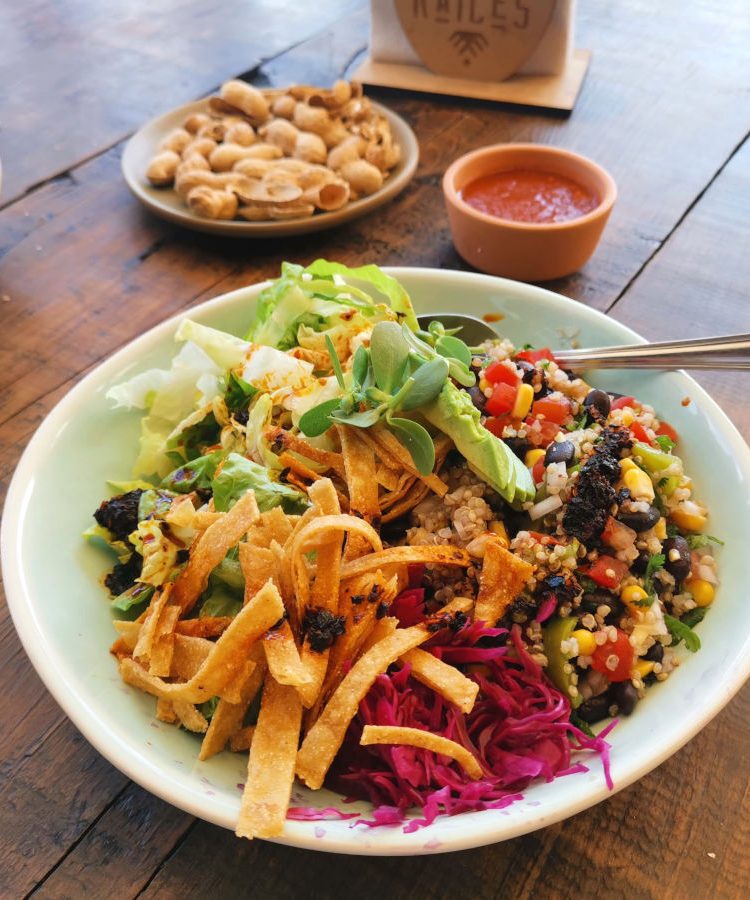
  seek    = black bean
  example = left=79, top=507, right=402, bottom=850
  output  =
left=617, top=503, right=661, bottom=532
left=544, top=439, right=575, bottom=466
left=504, top=437, right=529, bottom=459
left=662, top=536, right=692, bottom=583
left=644, top=642, right=664, bottom=663
left=603, top=596, right=626, bottom=625
left=577, top=694, right=611, bottom=724
left=516, top=359, right=536, bottom=382
left=611, top=681, right=638, bottom=715
left=631, top=550, right=650, bottom=575
left=583, top=389, right=611, bottom=422
left=468, top=385, right=487, bottom=412
left=580, top=590, right=615, bottom=615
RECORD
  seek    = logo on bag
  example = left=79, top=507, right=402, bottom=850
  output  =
left=395, top=0, right=557, bottom=82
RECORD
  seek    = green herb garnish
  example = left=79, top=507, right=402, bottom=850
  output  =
left=686, top=533, right=724, bottom=549
left=664, top=613, right=701, bottom=652
left=654, top=434, right=675, bottom=453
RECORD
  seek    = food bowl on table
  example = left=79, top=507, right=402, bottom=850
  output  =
left=443, top=144, right=617, bottom=282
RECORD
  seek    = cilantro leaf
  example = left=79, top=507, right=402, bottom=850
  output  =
left=643, top=552, right=665, bottom=596
left=654, top=434, right=674, bottom=453
left=664, top=613, right=701, bottom=652
left=682, top=607, right=707, bottom=629
left=686, top=533, right=724, bottom=550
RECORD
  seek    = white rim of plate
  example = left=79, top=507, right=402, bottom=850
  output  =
left=4, top=268, right=750, bottom=854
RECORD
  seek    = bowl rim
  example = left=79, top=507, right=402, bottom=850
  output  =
left=442, top=142, right=618, bottom=232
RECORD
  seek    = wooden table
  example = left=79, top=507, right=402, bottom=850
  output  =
left=2, top=1, right=749, bottom=896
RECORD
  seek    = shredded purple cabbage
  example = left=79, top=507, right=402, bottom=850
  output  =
left=287, top=806, right=358, bottom=821
left=327, top=622, right=614, bottom=831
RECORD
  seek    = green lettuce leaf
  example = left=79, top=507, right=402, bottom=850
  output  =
left=161, top=450, right=224, bottom=494
left=211, top=452, right=308, bottom=514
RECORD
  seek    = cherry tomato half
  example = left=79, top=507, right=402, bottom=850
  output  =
left=531, top=397, right=572, bottom=425
left=656, top=420, right=679, bottom=443
left=484, top=360, right=520, bottom=387
left=585, top=555, right=629, bottom=590
left=591, top=629, right=634, bottom=682
left=515, top=347, right=556, bottom=365
left=611, top=395, right=637, bottom=411
left=629, top=421, right=654, bottom=446
left=532, top=459, right=546, bottom=484
left=486, top=382, right=517, bottom=416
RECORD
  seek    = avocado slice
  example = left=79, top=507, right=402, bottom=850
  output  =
left=421, top=382, right=534, bottom=504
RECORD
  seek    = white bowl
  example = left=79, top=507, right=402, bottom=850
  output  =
left=3, top=268, right=750, bottom=854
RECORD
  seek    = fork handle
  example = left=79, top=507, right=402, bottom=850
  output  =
left=556, top=333, right=750, bottom=370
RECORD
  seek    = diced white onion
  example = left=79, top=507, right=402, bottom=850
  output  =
left=529, top=494, right=563, bottom=521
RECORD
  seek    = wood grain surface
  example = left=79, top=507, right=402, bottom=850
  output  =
left=2, top=0, right=750, bottom=897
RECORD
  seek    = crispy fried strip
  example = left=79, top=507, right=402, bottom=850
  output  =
left=399, top=648, right=479, bottom=714
left=133, top=585, right=171, bottom=661
left=119, top=580, right=283, bottom=703
left=370, top=423, right=448, bottom=497
left=199, top=648, right=266, bottom=761
left=239, top=543, right=276, bottom=604
left=278, top=451, right=324, bottom=483
left=360, top=615, right=399, bottom=653
left=381, top=479, right=432, bottom=522
left=149, top=605, right=181, bottom=676
left=374, top=463, right=400, bottom=491
left=170, top=635, right=213, bottom=679
left=175, top=616, right=234, bottom=639
left=296, top=479, right=341, bottom=708
left=236, top=676, right=303, bottom=839
left=172, top=700, right=209, bottom=734
left=337, top=425, right=380, bottom=560
left=294, top=600, right=481, bottom=791
left=263, top=620, right=311, bottom=687
left=269, top=539, right=297, bottom=632
left=266, top=427, right=346, bottom=478
left=172, top=490, right=260, bottom=613
left=245, top=506, right=293, bottom=548
left=155, top=698, right=178, bottom=724
left=230, top=726, right=256, bottom=752
left=475, top=540, right=534, bottom=626
left=340, top=545, right=471, bottom=581
left=360, top=725, right=483, bottom=779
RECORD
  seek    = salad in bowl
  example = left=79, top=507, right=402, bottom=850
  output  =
left=86, top=260, right=719, bottom=839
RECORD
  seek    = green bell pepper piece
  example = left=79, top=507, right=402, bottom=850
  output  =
left=543, top=615, right=582, bottom=708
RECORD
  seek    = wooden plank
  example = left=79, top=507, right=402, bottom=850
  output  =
left=608, top=136, right=750, bottom=437
left=0, top=0, right=363, bottom=204
left=0, top=717, right=129, bottom=896
left=31, top=785, right=192, bottom=899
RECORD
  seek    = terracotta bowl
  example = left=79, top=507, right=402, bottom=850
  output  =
left=443, top=143, right=617, bottom=282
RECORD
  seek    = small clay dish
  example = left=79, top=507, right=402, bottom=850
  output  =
left=443, top=143, right=617, bottom=282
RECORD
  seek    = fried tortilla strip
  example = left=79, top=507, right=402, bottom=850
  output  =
left=278, top=451, right=324, bottom=483
left=239, top=543, right=276, bottom=605
left=149, top=605, right=181, bottom=677
left=172, top=700, right=209, bottom=734
left=475, top=540, right=534, bottom=626
left=166, top=495, right=222, bottom=530
left=337, top=425, right=380, bottom=560
left=262, top=620, right=311, bottom=687
left=370, top=423, right=448, bottom=497
left=381, top=479, right=431, bottom=522
left=155, top=698, right=178, bottom=724
left=245, top=506, right=293, bottom=549
left=172, top=490, right=260, bottom=613
left=360, top=725, right=483, bottom=780
left=266, top=427, right=346, bottom=478
left=269, top=539, right=298, bottom=632
left=199, top=647, right=266, bottom=761
left=399, top=648, right=479, bottom=714
left=175, top=616, right=234, bottom=639
left=375, top=463, right=400, bottom=491
left=133, top=585, right=171, bottom=662
left=119, top=580, right=283, bottom=703
left=230, top=725, right=256, bottom=752
left=170, top=635, right=213, bottom=679
left=309, top=572, right=395, bottom=723
left=340, top=545, right=471, bottom=582
left=295, top=598, right=471, bottom=790
left=360, top=615, right=399, bottom=653
left=236, top=676, right=303, bottom=839
left=296, top=479, right=342, bottom=708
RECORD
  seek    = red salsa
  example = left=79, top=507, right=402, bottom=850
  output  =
left=460, top=169, right=598, bottom=224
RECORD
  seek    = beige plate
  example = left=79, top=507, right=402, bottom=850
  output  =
left=121, top=97, right=419, bottom=237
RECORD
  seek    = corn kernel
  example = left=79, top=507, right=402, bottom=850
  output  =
left=619, top=458, right=639, bottom=474
left=671, top=503, right=707, bottom=532
left=654, top=517, right=667, bottom=540
left=635, top=659, right=655, bottom=678
left=479, top=377, right=490, bottom=392
left=623, top=467, right=655, bottom=501
left=571, top=629, right=597, bottom=656
left=512, top=383, right=534, bottom=419
left=686, top=577, right=715, bottom=607
left=525, top=448, right=546, bottom=468
left=621, top=410, right=635, bottom=426
left=488, top=520, right=510, bottom=548
left=621, top=585, right=649, bottom=604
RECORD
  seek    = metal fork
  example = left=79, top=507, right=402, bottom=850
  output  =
left=416, top=314, right=750, bottom=371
